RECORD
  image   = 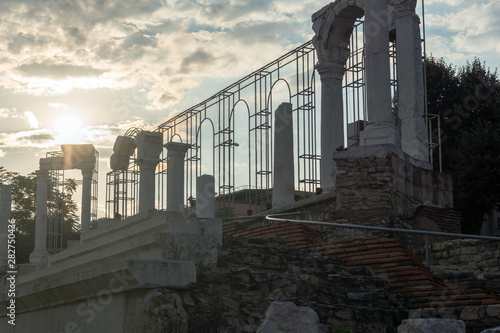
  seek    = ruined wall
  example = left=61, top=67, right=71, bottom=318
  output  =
left=267, top=146, right=458, bottom=243
left=125, top=236, right=411, bottom=333
left=428, top=239, right=500, bottom=279
left=182, top=236, right=408, bottom=333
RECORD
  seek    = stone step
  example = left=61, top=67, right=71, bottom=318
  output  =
left=225, top=226, right=500, bottom=314
left=341, top=255, right=414, bottom=268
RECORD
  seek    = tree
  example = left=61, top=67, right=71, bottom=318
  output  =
left=0, top=167, right=80, bottom=263
left=425, top=56, right=500, bottom=234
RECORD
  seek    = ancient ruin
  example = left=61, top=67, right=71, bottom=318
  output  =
left=1, top=0, right=499, bottom=332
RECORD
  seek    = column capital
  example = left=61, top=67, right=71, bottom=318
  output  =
left=316, top=61, right=345, bottom=81
left=391, top=0, right=418, bottom=19
left=165, top=142, right=191, bottom=155
left=137, top=157, right=161, bottom=167
left=393, top=10, right=420, bottom=22
left=81, top=168, right=94, bottom=176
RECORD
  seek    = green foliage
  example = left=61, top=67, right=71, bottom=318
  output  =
left=425, top=56, right=500, bottom=234
left=0, top=167, right=80, bottom=263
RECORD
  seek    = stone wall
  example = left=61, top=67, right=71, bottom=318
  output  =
left=428, top=239, right=500, bottom=280
left=182, top=235, right=408, bottom=333
left=261, top=145, right=459, bottom=243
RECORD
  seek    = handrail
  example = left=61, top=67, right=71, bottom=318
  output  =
left=265, top=214, right=500, bottom=268
left=222, top=212, right=301, bottom=223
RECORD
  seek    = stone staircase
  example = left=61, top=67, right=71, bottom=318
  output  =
left=223, top=221, right=325, bottom=249
left=313, top=237, right=499, bottom=309
left=224, top=221, right=500, bottom=327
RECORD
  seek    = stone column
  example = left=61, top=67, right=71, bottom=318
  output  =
left=272, top=102, right=295, bottom=206
left=316, top=61, right=345, bottom=191
left=80, top=168, right=93, bottom=234
left=0, top=185, right=12, bottom=271
left=165, top=142, right=191, bottom=212
left=360, top=0, right=399, bottom=147
left=394, top=0, right=429, bottom=162
left=136, top=131, right=163, bottom=213
left=196, top=174, right=215, bottom=218
left=30, top=170, right=49, bottom=264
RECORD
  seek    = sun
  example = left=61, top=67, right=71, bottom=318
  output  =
left=54, top=115, right=85, bottom=144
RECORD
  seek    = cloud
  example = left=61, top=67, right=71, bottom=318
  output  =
left=0, top=129, right=57, bottom=149
left=49, top=103, right=71, bottom=110
left=0, top=108, right=13, bottom=118
left=424, top=1, right=500, bottom=64
left=64, top=27, right=87, bottom=46
left=425, top=0, right=466, bottom=6
left=23, top=111, right=39, bottom=129
left=16, top=61, right=104, bottom=79
left=181, top=49, right=216, bottom=72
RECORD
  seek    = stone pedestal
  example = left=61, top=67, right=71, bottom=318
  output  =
left=272, top=103, right=295, bottom=206
left=30, top=170, right=49, bottom=264
left=136, top=131, right=163, bottom=213
left=394, top=6, right=429, bottom=162
left=196, top=175, right=215, bottom=219
left=331, top=145, right=451, bottom=230
left=165, top=142, right=191, bottom=212
left=0, top=185, right=12, bottom=271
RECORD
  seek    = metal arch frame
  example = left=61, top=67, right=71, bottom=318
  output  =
left=154, top=40, right=319, bottom=216
left=195, top=117, right=216, bottom=179
left=105, top=3, right=440, bottom=217
left=228, top=99, right=252, bottom=211
left=47, top=149, right=99, bottom=253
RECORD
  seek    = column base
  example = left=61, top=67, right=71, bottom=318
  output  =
left=29, top=249, right=49, bottom=264
left=359, top=123, right=401, bottom=148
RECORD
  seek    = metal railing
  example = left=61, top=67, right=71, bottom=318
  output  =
left=265, top=214, right=500, bottom=268
left=222, top=212, right=301, bottom=224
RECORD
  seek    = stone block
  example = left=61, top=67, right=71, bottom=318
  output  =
left=126, top=259, right=196, bottom=289
left=463, top=247, right=478, bottom=255
left=439, top=307, right=458, bottom=319
left=487, top=258, right=499, bottom=267
left=481, top=328, right=500, bottom=333
left=408, top=308, right=421, bottom=319
left=486, top=305, right=500, bottom=318
left=460, top=306, right=485, bottom=321
left=257, top=302, right=320, bottom=333
left=397, top=319, right=465, bottom=333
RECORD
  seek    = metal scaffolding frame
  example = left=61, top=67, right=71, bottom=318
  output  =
left=105, top=0, right=441, bottom=217
left=344, top=18, right=367, bottom=147
left=155, top=41, right=319, bottom=216
left=46, top=150, right=99, bottom=253
left=47, top=151, right=65, bottom=254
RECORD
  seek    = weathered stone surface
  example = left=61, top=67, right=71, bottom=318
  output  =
left=428, top=239, right=500, bottom=285
left=397, top=319, right=466, bottom=333
left=487, top=305, right=500, bottom=318
left=156, top=233, right=218, bottom=268
left=460, top=306, right=485, bottom=321
left=481, top=327, right=500, bottom=333
left=256, top=301, right=320, bottom=333
left=125, top=290, right=188, bottom=333
left=184, top=235, right=408, bottom=333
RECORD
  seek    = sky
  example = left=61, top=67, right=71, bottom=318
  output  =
left=1, top=0, right=499, bottom=215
